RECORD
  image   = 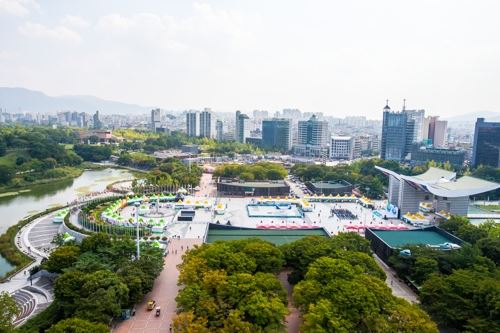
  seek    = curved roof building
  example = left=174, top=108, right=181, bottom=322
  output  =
left=376, top=166, right=500, bottom=216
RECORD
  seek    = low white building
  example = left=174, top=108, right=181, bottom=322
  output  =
left=330, top=136, right=354, bottom=160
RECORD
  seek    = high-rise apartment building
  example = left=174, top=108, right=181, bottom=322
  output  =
left=235, top=110, right=249, bottom=143
left=151, top=108, right=161, bottom=132
left=262, top=118, right=292, bottom=151
left=330, top=136, right=354, bottom=160
left=381, top=103, right=415, bottom=162
left=93, top=110, right=102, bottom=130
left=472, top=118, right=500, bottom=167
left=293, top=115, right=330, bottom=157
left=199, top=108, right=212, bottom=138
left=186, top=111, right=199, bottom=137
left=216, top=120, right=224, bottom=141
left=423, top=116, right=448, bottom=147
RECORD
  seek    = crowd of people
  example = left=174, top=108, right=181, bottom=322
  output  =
left=330, top=208, right=358, bottom=220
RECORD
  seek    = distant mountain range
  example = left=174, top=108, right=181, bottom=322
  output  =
left=444, top=111, right=500, bottom=123
left=0, top=87, right=153, bottom=114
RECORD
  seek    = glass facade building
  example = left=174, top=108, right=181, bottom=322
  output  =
left=381, top=105, right=415, bottom=162
left=472, top=118, right=500, bottom=167
left=262, top=118, right=292, bottom=151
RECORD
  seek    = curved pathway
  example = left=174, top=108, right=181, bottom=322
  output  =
left=0, top=193, right=122, bottom=326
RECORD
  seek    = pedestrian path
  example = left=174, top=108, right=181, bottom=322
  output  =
left=278, top=269, right=301, bottom=333
left=113, top=238, right=202, bottom=333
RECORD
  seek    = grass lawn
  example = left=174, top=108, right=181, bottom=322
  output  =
left=480, top=205, right=500, bottom=211
left=0, top=149, right=31, bottom=167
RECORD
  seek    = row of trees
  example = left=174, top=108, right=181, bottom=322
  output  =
left=389, top=217, right=500, bottom=332
left=174, top=239, right=288, bottom=332
left=281, top=234, right=438, bottom=332
left=15, top=233, right=164, bottom=333
left=214, top=162, right=288, bottom=181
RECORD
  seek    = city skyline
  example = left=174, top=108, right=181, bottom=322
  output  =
left=1, top=1, right=499, bottom=118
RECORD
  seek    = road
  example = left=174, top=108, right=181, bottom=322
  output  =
left=373, top=254, right=419, bottom=304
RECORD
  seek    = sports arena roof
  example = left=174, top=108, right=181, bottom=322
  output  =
left=376, top=166, right=500, bottom=198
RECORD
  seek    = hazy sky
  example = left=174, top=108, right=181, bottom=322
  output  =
left=0, top=0, right=499, bottom=118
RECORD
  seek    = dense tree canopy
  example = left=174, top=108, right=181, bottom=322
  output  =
left=175, top=239, right=288, bottom=332
left=73, top=144, right=112, bottom=162
left=45, top=318, right=109, bottom=333
left=293, top=256, right=437, bottom=332
left=0, top=291, right=19, bottom=333
left=281, top=233, right=381, bottom=283
left=388, top=215, right=500, bottom=331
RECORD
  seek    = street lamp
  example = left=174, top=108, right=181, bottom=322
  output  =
left=134, top=202, right=141, bottom=260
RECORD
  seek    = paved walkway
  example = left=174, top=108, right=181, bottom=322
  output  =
left=113, top=238, right=202, bottom=333
left=373, top=254, right=419, bottom=304
left=195, top=173, right=215, bottom=197
left=278, top=270, right=301, bottom=333
left=0, top=212, right=59, bottom=293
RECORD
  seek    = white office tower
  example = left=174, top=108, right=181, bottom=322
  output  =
left=199, top=108, right=212, bottom=138
left=215, top=120, right=224, bottom=141
left=294, top=114, right=330, bottom=157
left=235, top=110, right=250, bottom=143
left=186, top=111, right=199, bottom=137
left=331, top=136, right=355, bottom=160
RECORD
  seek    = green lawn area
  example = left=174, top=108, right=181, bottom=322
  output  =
left=0, top=149, right=31, bottom=167
left=479, top=205, right=500, bottom=211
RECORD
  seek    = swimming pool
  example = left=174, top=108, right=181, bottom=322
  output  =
left=247, top=203, right=304, bottom=218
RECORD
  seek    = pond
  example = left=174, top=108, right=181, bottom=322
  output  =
left=0, top=168, right=134, bottom=278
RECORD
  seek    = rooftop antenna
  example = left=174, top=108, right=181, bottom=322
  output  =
left=403, top=99, right=406, bottom=111
left=386, top=99, right=389, bottom=106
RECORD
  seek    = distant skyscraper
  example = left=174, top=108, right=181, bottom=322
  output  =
left=199, top=108, right=212, bottom=138
left=216, top=120, right=224, bottom=141
left=235, top=110, right=249, bottom=143
left=262, top=118, right=292, bottom=151
left=151, top=108, right=161, bottom=132
left=93, top=110, right=102, bottom=130
left=381, top=103, right=415, bottom=162
left=472, top=118, right=500, bottom=167
left=186, top=111, right=199, bottom=137
left=293, top=114, right=330, bottom=157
